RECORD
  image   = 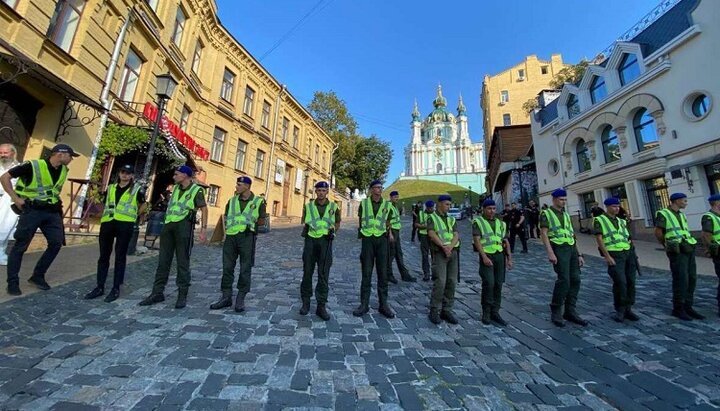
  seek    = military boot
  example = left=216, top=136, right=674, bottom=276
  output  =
left=352, top=302, right=369, bottom=317
left=234, top=293, right=246, bottom=313
left=685, top=306, right=705, bottom=320
left=624, top=307, right=640, bottom=321
left=613, top=308, right=625, bottom=323
left=139, top=293, right=165, bottom=306
left=422, top=273, right=430, bottom=282
left=440, top=310, right=458, bottom=325
left=429, top=309, right=441, bottom=324
left=299, top=299, right=310, bottom=315
left=550, top=306, right=565, bottom=327
left=563, top=307, right=588, bottom=326
left=490, top=312, right=507, bottom=326
left=671, top=307, right=692, bottom=321
left=316, top=304, right=330, bottom=321
left=210, top=292, right=233, bottom=310
left=378, top=303, right=396, bottom=319
left=481, top=307, right=491, bottom=325
left=175, top=290, right=188, bottom=309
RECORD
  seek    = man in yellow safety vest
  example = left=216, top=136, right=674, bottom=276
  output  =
left=700, top=193, right=720, bottom=318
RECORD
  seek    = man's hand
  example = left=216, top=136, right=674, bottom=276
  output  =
left=443, top=245, right=452, bottom=258
left=506, top=258, right=513, bottom=270
left=548, top=251, right=558, bottom=265
left=13, top=197, right=25, bottom=210
left=604, top=255, right=616, bottom=266
left=388, top=233, right=395, bottom=243
left=198, top=229, right=207, bottom=244
left=482, top=255, right=493, bottom=267
left=578, top=255, right=585, bottom=268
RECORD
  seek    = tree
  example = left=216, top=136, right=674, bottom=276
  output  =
left=549, top=60, right=589, bottom=89
left=350, top=135, right=393, bottom=189
left=522, top=97, right=539, bottom=113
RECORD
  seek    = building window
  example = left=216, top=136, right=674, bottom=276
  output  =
left=548, top=159, right=559, bottom=176
left=207, top=185, right=220, bottom=207
left=118, top=48, right=142, bottom=102
left=261, top=101, right=271, bottom=128
left=145, top=0, right=158, bottom=11
left=307, top=139, right=312, bottom=155
left=633, top=108, right=658, bottom=151
left=581, top=192, right=596, bottom=218
left=541, top=65, right=548, bottom=75
left=705, top=162, right=720, bottom=195
left=601, top=125, right=620, bottom=163
left=179, top=106, right=191, bottom=131
left=171, top=6, right=186, bottom=47
left=255, top=149, right=265, bottom=178
left=281, top=117, right=289, bottom=142
left=502, top=113, right=511, bottom=126
left=191, top=41, right=203, bottom=74
left=500, top=90, right=509, bottom=104
left=322, top=150, right=327, bottom=171
left=221, top=69, right=235, bottom=102
left=211, top=127, right=225, bottom=163
left=292, top=126, right=299, bottom=149
left=314, top=144, right=320, bottom=163
left=619, top=53, right=640, bottom=86
left=243, top=86, right=255, bottom=116
left=589, top=76, right=607, bottom=104
left=576, top=139, right=591, bottom=173
left=567, top=94, right=580, bottom=119
left=691, top=94, right=710, bottom=118
left=3, top=0, right=19, bottom=8
left=645, top=176, right=669, bottom=224
left=235, top=140, right=247, bottom=171
left=47, top=0, right=87, bottom=52
left=517, top=68, right=526, bottom=80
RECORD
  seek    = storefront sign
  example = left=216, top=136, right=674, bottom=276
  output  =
left=143, top=102, right=210, bottom=160
left=275, top=159, right=285, bottom=183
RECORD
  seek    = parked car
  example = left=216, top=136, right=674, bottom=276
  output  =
left=448, top=207, right=465, bottom=220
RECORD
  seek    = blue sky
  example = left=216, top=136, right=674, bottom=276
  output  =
left=216, top=0, right=661, bottom=182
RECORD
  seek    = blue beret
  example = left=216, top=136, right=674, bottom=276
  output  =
left=315, top=181, right=329, bottom=188
left=237, top=176, right=252, bottom=185
left=482, top=199, right=496, bottom=207
left=551, top=188, right=567, bottom=198
left=604, top=197, right=620, bottom=206
left=438, top=195, right=452, bottom=202
left=177, top=165, right=193, bottom=177
left=389, top=191, right=399, bottom=197
left=670, top=192, right=687, bottom=201
left=424, top=200, right=435, bottom=208
left=709, top=194, right=720, bottom=203
left=369, top=179, right=383, bottom=188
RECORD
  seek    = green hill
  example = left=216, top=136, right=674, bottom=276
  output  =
left=383, top=179, right=483, bottom=209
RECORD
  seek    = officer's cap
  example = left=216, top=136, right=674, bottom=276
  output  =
left=438, top=194, right=452, bottom=202
left=709, top=194, right=720, bottom=203
left=177, top=165, right=193, bottom=177
left=604, top=197, right=620, bottom=206
left=551, top=188, right=567, bottom=198
left=482, top=198, right=496, bottom=208
left=51, top=143, right=80, bottom=157
left=369, top=179, right=383, bottom=188
left=315, top=181, right=329, bottom=189
left=237, top=176, right=252, bottom=185
left=424, top=200, right=435, bottom=208
left=389, top=191, right=399, bottom=197
left=670, top=192, right=687, bottom=201
left=119, top=164, right=134, bottom=173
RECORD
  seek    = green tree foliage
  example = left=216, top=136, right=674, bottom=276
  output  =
left=522, top=97, right=539, bottom=113
left=350, top=135, right=393, bottom=189
left=549, top=60, right=589, bottom=89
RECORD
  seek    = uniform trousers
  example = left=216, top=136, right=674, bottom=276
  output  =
left=152, top=220, right=193, bottom=294
left=96, top=220, right=135, bottom=289
left=221, top=231, right=255, bottom=295
left=7, top=208, right=63, bottom=285
left=360, top=235, right=389, bottom=306
left=301, top=235, right=332, bottom=304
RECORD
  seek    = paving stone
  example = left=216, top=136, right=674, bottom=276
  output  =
left=186, top=398, right=231, bottom=410
left=50, top=402, right=101, bottom=411
left=50, top=344, right=85, bottom=359
left=103, top=365, right=138, bottom=378
left=527, top=383, right=563, bottom=406
left=586, top=383, right=650, bottom=411
left=199, top=373, right=227, bottom=397
left=162, top=381, right=199, bottom=405
left=0, top=368, right=44, bottom=395
left=290, top=370, right=311, bottom=391
left=267, top=389, right=314, bottom=407
left=227, top=374, right=268, bottom=385
left=395, top=383, right=424, bottom=409
left=628, top=371, right=697, bottom=408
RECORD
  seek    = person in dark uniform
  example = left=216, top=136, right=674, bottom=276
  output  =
left=209, top=176, right=265, bottom=313
left=84, top=165, right=147, bottom=302
left=540, top=189, right=587, bottom=327
left=139, top=166, right=207, bottom=309
left=1, top=144, right=78, bottom=296
left=473, top=198, right=512, bottom=326
left=353, top=180, right=395, bottom=318
left=415, top=200, right=434, bottom=281
left=525, top=200, right=540, bottom=239
left=507, top=202, right=528, bottom=253
left=655, top=192, right=703, bottom=320
left=590, top=202, right=605, bottom=218
left=594, top=197, right=639, bottom=322
left=700, top=194, right=720, bottom=318
left=411, top=201, right=421, bottom=242
left=298, top=181, right=340, bottom=320
left=427, top=194, right=460, bottom=325
left=387, top=190, right=416, bottom=283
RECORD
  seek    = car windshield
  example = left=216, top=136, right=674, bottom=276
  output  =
left=449, top=208, right=459, bottom=212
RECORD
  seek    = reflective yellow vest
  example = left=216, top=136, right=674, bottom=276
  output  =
left=389, top=203, right=401, bottom=230
left=226, top=195, right=263, bottom=235
left=474, top=216, right=506, bottom=253
left=101, top=183, right=141, bottom=223
left=543, top=208, right=575, bottom=245
left=704, top=211, right=720, bottom=244
left=304, top=200, right=337, bottom=238
left=430, top=213, right=459, bottom=248
left=14, top=160, right=67, bottom=204
left=418, top=210, right=431, bottom=235
left=657, top=208, right=697, bottom=245
left=165, top=184, right=203, bottom=223
left=360, top=198, right=390, bottom=237
left=596, top=214, right=631, bottom=251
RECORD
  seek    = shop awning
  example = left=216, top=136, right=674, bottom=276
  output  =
left=142, top=102, right=210, bottom=160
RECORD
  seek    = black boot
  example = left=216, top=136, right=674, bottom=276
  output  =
left=138, top=293, right=165, bottom=306
left=210, top=292, right=233, bottom=310
left=84, top=287, right=104, bottom=300
left=481, top=310, right=491, bottom=325
left=28, top=276, right=51, bottom=290
left=401, top=274, right=417, bottom=283
left=550, top=306, right=565, bottom=327
left=671, top=307, right=692, bottom=321
left=387, top=275, right=398, bottom=284
left=563, top=308, right=588, bottom=326
left=352, top=303, right=369, bottom=317
left=624, top=307, right=639, bottom=321
left=490, top=312, right=507, bottom=326
left=429, top=310, right=441, bottom=324
left=422, top=273, right=430, bottom=282
left=299, top=299, right=310, bottom=315
left=378, top=303, right=396, bottom=319
left=7, top=283, right=21, bottom=296
left=104, top=288, right=120, bottom=303
left=234, top=293, right=246, bottom=313
left=440, top=310, right=458, bottom=325
left=316, top=304, right=330, bottom=321
left=685, top=306, right=705, bottom=320
left=175, top=290, right=188, bottom=309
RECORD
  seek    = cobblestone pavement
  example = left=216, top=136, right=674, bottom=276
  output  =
left=1, top=217, right=719, bottom=410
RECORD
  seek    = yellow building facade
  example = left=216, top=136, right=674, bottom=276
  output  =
left=481, top=54, right=567, bottom=158
left=0, top=0, right=333, bottom=227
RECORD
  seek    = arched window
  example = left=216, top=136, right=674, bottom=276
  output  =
left=567, top=94, right=580, bottom=119
left=619, top=53, right=640, bottom=86
left=436, top=163, right=443, bottom=173
left=576, top=139, right=591, bottom=172
left=633, top=108, right=658, bottom=151
left=589, top=76, right=607, bottom=104
left=601, top=125, right=620, bottom=163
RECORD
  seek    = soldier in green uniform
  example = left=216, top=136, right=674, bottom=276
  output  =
left=427, top=195, right=460, bottom=325
left=299, top=181, right=340, bottom=321
left=594, top=197, right=640, bottom=322
left=655, top=192, right=703, bottom=320
left=209, top=176, right=265, bottom=313
left=472, top=198, right=512, bottom=326
left=540, top=189, right=588, bottom=327
left=700, top=193, right=720, bottom=318
left=387, top=190, right=416, bottom=283
left=139, top=166, right=207, bottom=309
left=353, top=179, right=395, bottom=319
left=416, top=200, right=435, bottom=281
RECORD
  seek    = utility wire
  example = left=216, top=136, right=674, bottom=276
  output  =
left=259, top=0, right=334, bottom=61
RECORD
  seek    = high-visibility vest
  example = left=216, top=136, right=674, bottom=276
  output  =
left=225, top=195, right=263, bottom=235
left=360, top=198, right=390, bottom=237
left=101, top=183, right=141, bottom=223
left=473, top=216, right=505, bottom=253
left=14, top=160, right=67, bottom=204
left=595, top=214, right=631, bottom=251
left=543, top=208, right=575, bottom=245
left=165, top=184, right=203, bottom=223
left=418, top=210, right=431, bottom=235
left=304, top=200, right=337, bottom=238
left=657, top=208, right=697, bottom=245
left=704, top=211, right=720, bottom=244
left=389, top=203, right=401, bottom=230
left=430, top=213, right=459, bottom=248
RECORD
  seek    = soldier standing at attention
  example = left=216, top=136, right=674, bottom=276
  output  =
left=298, top=181, right=340, bottom=321
left=416, top=200, right=434, bottom=282
left=700, top=194, right=720, bottom=318
left=540, top=189, right=588, bottom=327
left=411, top=201, right=421, bottom=242
left=594, top=197, right=640, bottom=322
left=655, top=192, right=703, bottom=320
left=353, top=180, right=395, bottom=318
left=387, top=190, right=416, bottom=283
left=139, top=166, right=207, bottom=309
left=473, top=198, right=512, bottom=326
left=427, top=195, right=460, bottom=325
left=209, top=176, right=265, bottom=313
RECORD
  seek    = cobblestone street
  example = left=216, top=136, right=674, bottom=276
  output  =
left=1, top=217, right=719, bottom=410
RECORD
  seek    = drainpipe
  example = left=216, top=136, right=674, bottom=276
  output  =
left=264, top=84, right=287, bottom=199
left=73, top=8, right=135, bottom=219
left=555, top=132, right=566, bottom=188
left=329, top=139, right=339, bottom=187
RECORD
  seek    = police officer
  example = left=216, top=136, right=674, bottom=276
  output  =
left=594, top=197, right=639, bottom=322
left=415, top=200, right=435, bottom=281
left=655, top=192, right=703, bottom=320
left=540, top=189, right=588, bottom=327
left=387, top=190, right=416, bottom=283
left=700, top=194, right=720, bottom=318
left=1, top=144, right=78, bottom=295
left=353, top=179, right=395, bottom=318
left=427, top=195, right=460, bottom=325
left=299, top=181, right=340, bottom=320
left=210, top=176, right=265, bottom=313
left=85, top=165, right=146, bottom=302
left=473, top=198, right=512, bottom=326
left=139, top=166, right=207, bottom=309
